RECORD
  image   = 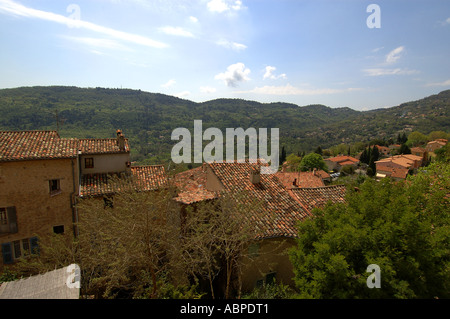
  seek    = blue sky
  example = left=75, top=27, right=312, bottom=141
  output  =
left=0, top=0, right=449, bottom=110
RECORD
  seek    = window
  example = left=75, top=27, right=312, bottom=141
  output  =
left=0, top=206, right=17, bottom=234
left=13, top=240, right=21, bottom=259
left=49, top=179, right=61, bottom=195
left=265, top=272, right=276, bottom=285
left=0, top=207, right=7, bottom=225
left=2, top=237, right=38, bottom=264
left=53, top=225, right=65, bottom=234
left=103, top=196, right=114, bottom=208
left=85, top=157, right=94, bottom=169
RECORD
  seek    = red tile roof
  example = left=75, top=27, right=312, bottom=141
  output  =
left=326, top=155, right=359, bottom=164
left=78, top=138, right=129, bottom=154
left=0, top=130, right=129, bottom=162
left=174, top=166, right=218, bottom=204
left=79, top=165, right=167, bottom=197
left=289, top=185, right=347, bottom=213
left=275, top=171, right=325, bottom=189
left=206, top=161, right=311, bottom=239
left=0, top=131, right=78, bottom=162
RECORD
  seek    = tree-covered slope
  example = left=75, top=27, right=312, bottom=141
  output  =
left=0, top=86, right=448, bottom=164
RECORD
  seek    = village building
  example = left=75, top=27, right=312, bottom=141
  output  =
left=375, top=154, right=424, bottom=181
left=375, top=145, right=390, bottom=156
left=0, top=130, right=166, bottom=267
left=425, top=139, right=447, bottom=155
left=174, top=160, right=346, bottom=295
left=324, top=155, right=360, bottom=172
left=410, top=146, right=428, bottom=162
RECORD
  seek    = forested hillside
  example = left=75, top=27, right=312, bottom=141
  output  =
left=0, top=86, right=448, bottom=164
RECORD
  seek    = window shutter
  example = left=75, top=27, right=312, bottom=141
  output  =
left=30, top=236, right=39, bottom=256
left=2, top=242, right=13, bottom=264
left=6, top=207, right=18, bottom=233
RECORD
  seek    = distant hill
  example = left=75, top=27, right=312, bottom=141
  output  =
left=0, top=86, right=448, bottom=164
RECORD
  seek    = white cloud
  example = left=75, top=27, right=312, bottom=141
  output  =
left=363, top=68, right=419, bottom=76
left=61, top=36, right=134, bottom=52
left=158, top=26, right=194, bottom=37
left=207, top=0, right=243, bottom=13
left=215, top=63, right=250, bottom=87
left=200, top=86, right=217, bottom=93
left=0, top=0, right=168, bottom=48
left=425, top=79, right=450, bottom=87
left=385, top=46, right=404, bottom=64
left=189, top=16, right=198, bottom=23
left=439, top=17, right=450, bottom=26
left=237, top=84, right=361, bottom=95
left=216, top=39, right=247, bottom=51
left=371, top=46, right=384, bottom=53
left=161, top=79, right=176, bottom=88
left=263, top=66, right=286, bottom=80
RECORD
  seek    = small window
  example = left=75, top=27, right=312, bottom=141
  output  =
left=49, top=179, right=61, bottom=195
left=265, top=272, right=276, bottom=285
left=22, top=239, right=30, bottom=255
left=13, top=240, right=21, bottom=259
left=85, top=158, right=94, bottom=169
left=103, top=196, right=114, bottom=208
left=0, top=207, right=17, bottom=234
left=53, top=225, right=65, bottom=234
left=0, top=207, right=7, bottom=225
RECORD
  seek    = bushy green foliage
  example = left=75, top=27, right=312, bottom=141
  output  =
left=290, top=162, right=450, bottom=299
left=299, top=153, right=328, bottom=172
left=242, top=282, right=298, bottom=299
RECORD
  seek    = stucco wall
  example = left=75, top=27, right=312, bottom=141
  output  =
left=0, top=158, right=77, bottom=264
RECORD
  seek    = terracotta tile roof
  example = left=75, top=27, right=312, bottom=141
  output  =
left=410, top=147, right=426, bottom=154
left=275, top=171, right=325, bottom=189
left=376, top=154, right=423, bottom=169
left=339, top=160, right=358, bottom=166
left=289, top=185, right=347, bottom=213
left=0, top=131, right=79, bottom=162
left=78, top=138, right=129, bottom=154
left=325, top=155, right=359, bottom=164
left=79, top=165, right=167, bottom=197
left=207, top=161, right=311, bottom=239
left=173, top=166, right=218, bottom=204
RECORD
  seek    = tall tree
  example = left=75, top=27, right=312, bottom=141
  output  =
left=290, top=162, right=450, bottom=298
left=279, top=146, right=287, bottom=165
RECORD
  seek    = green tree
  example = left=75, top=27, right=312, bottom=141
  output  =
left=290, top=163, right=450, bottom=298
left=285, top=153, right=302, bottom=170
left=298, top=153, right=328, bottom=172
left=435, top=143, right=450, bottom=162
left=399, top=143, right=411, bottom=154
left=428, top=131, right=449, bottom=141
left=279, top=146, right=287, bottom=165
left=407, top=131, right=429, bottom=147
left=314, top=146, right=323, bottom=155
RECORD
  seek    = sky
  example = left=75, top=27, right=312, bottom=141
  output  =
left=0, top=0, right=449, bottom=111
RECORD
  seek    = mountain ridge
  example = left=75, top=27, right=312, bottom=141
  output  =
left=0, top=86, right=448, bottom=164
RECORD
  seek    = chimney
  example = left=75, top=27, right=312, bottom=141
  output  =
left=249, top=167, right=261, bottom=184
left=116, top=129, right=125, bottom=151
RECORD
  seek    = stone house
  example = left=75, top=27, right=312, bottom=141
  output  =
left=174, top=160, right=346, bottom=296
left=1, top=130, right=166, bottom=266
